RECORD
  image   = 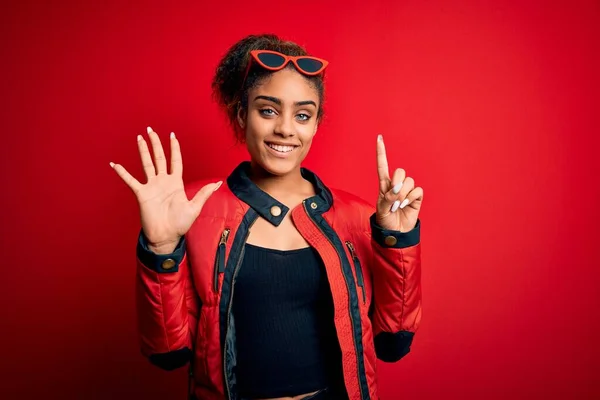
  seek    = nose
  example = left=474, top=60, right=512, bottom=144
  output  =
left=273, top=114, right=295, bottom=138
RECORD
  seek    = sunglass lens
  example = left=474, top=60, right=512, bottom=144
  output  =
left=296, top=58, right=324, bottom=73
left=256, top=52, right=286, bottom=68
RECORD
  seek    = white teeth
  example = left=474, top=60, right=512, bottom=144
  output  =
left=268, top=143, right=295, bottom=153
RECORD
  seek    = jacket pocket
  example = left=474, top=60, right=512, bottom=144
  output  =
left=345, top=241, right=366, bottom=305
left=213, top=228, right=230, bottom=293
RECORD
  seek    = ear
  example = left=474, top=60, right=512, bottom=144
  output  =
left=237, top=104, right=246, bottom=129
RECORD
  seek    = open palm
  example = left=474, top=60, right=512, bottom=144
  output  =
left=110, top=127, right=221, bottom=251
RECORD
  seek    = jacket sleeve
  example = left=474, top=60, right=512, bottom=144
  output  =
left=135, top=230, right=200, bottom=370
left=368, top=214, right=422, bottom=363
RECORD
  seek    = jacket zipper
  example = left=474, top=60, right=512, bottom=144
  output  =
left=346, top=241, right=366, bottom=305
left=302, top=200, right=366, bottom=400
left=213, top=228, right=231, bottom=293
left=223, top=218, right=257, bottom=400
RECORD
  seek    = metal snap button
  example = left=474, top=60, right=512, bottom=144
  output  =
left=162, top=258, right=176, bottom=270
left=384, top=236, right=398, bottom=246
left=310, top=202, right=318, bottom=210
left=270, top=205, right=282, bottom=217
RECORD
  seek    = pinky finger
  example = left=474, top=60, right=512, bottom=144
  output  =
left=111, top=162, right=142, bottom=193
left=400, top=186, right=424, bottom=209
left=169, top=132, right=183, bottom=177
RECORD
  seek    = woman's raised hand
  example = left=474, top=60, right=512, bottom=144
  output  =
left=111, top=127, right=222, bottom=253
left=375, top=134, right=423, bottom=233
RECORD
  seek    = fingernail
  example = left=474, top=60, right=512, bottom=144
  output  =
left=109, top=162, right=115, bottom=168
left=377, top=134, right=383, bottom=142
left=391, top=200, right=401, bottom=212
left=170, top=132, right=175, bottom=139
left=392, top=182, right=403, bottom=194
left=214, top=181, right=223, bottom=191
left=400, top=199, right=410, bottom=209
left=147, top=126, right=153, bottom=134
left=137, top=135, right=142, bottom=142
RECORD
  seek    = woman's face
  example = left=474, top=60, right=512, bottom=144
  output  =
left=239, top=68, right=319, bottom=177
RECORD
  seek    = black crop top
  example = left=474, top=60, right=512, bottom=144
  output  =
left=232, top=243, right=344, bottom=399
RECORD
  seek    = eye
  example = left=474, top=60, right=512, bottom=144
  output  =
left=259, top=108, right=276, bottom=116
left=296, top=113, right=311, bottom=122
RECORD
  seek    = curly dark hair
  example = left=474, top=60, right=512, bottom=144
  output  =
left=211, top=34, right=326, bottom=141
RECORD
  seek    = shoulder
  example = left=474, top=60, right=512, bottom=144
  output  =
left=329, top=187, right=375, bottom=213
left=327, top=187, right=375, bottom=234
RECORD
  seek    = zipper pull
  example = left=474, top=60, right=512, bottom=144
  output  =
left=214, top=228, right=231, bottom=293
left=220, top=229, right=230, bottom=245
left=346, top=241, right=357, bottom=259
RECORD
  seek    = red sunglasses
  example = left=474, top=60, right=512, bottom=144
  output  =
left=241, top=50, right=329, bottom=89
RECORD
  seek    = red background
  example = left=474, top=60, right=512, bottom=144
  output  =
left=1, top=0, right=599, bottom=399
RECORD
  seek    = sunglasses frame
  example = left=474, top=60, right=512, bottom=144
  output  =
left=241, top=50, right=329, bottom=91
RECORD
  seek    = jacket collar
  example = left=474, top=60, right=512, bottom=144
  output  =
left=226, top=161, right=333, bottom=227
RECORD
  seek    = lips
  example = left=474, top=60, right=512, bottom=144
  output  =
left=266, top=142, right=298, bottom=153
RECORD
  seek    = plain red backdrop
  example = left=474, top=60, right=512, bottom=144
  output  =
left=1, top=0, right=599, bottom=399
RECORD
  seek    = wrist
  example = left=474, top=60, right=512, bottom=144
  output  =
left=375, top=215, right=401, bottom=232
left=370, top=214, right=421, bottom=248
left=148, top=238, right=181, bottom=254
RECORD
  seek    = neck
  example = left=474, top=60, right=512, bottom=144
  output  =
left=248, top=161, right=307, bottom=196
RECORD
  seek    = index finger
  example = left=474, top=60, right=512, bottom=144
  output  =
left=376, top=134, right=390, bottom=191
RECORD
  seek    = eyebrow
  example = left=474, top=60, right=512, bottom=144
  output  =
left=254, top=95, right=317, bottom=108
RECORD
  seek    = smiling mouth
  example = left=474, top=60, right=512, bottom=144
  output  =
left=266, top=142, right=298, bottom=153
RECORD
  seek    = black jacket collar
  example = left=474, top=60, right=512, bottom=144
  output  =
left=226, top=161, right=333, bottom=226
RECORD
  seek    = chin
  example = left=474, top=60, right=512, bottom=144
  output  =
left=260, top=156, right=298, bottom=176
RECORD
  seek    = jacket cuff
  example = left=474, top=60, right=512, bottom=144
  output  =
left=374, top=330, right=414, bottom=362
left=148, top=347, right=192, bottom=371
left=136, top=230, right=186, bottom=273
left=370, top=214, right=420, bottom=248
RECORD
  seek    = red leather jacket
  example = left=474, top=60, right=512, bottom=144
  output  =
left=136, top=162, right=422, bottom=400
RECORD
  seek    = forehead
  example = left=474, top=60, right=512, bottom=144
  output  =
left=252, top=68, right=319, bottom=103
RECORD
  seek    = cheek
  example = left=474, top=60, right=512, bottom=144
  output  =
left=246, top=113, right=271, bottom=138
left=298, top=134, right=316, bottom=156
left=299, top=122, right=318, bottom=143
left=244, top=117, right=271, bottom=156
left=244, top=118, right=261, bottom=143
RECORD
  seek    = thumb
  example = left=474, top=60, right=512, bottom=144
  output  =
left=189, top=181, right=223, bottom=216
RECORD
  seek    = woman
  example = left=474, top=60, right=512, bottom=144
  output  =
left=111, top=34, right=423, bottom=400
